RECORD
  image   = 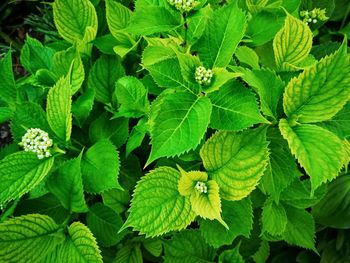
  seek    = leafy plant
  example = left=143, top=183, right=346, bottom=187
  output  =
left=0, top=0, right=349, bottom=262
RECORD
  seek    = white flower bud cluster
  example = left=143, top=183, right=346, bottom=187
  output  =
left=168, top=0, right=197, bottom=12
left=195, top=181, right=208, bottom=194
left=300, top=8, right=328, bottom=25
left=19, top=128, right=53, bottom=159
left=195, top=66, right=213, bottom=86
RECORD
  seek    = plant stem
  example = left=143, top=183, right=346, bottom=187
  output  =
left=0, top=198, right=20, bottom=223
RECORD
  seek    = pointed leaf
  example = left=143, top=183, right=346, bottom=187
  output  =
left=262, top=200, right=287, bottom=236
left=114, top=243, right=143, bottom=263
left=219, top=245, right=244, bottom=263
left=102, top=188, right=130, bottom=214
left=0, top=51, right=17, bottom=106
left=105, top=0, right=132, bottom=37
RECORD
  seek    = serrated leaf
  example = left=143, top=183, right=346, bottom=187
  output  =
left=46, top=76, right=72, bottom=142
left=218, top=245, right=244, bottom=263
left=208, top=80, right=267, bottom=131
left=0, top=107, right=12, bottom=123
left=164, top=230, right=216, bottom=263
left=252, top=240, right=270, bottom=263
left=262, top=200, right=287, bottom=236
left=105, top=0, right=132, bottom=37
left=200, top=127, right=269, bottom=200
left=46, top=155, right=88, bottom=213
left=87, top=203, right=126, bottom=247
left=20, top=35, right=55, bottom=74
left=53, top=0, right=98, bottom=43
left=273, top=13, right=313, bottom=70
left=82, top=139, right=122, bottom=193
left=187, top=5, right=213, bottom=45
left=283, top=39, right=350, bottom=123
left=102, top=188, right=130, bottom=214
left=114, top=243, right=142, bottom=263
left=283, top=205, right=316, bottom=252
left=89, top=55, right=125, bottom=104
left=235, top=46, right=260, bottom=70
left=200, top=198, right=253, bottom=248
left=121, top=167, right=195, bottom=237
left=193, top=3, right=246, bottom=68
left=147, top=92, right=212, bottom=165
left=0, top=51, right=17, bottom=106
left=142, top=238, right=163, bottom=257
left=279, top=119, right=347, bottom=193
left=42, top=221, right=103, bottom=263
left=202, top=68, right=241, bottom=94
left=0, top=214, right=65, bottom=263
left=0, top=152, right=54, bottom=204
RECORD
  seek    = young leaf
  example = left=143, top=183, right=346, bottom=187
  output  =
left=279, top=119, right=348, bottom=193
left=114, top=243, right=143, bottom=263
left=193, top=3, right=246, bottom=68
left=121, top=167, right=196, bottom=237
left=235, top=46, right=260, bottom=70
left=200, top=198, right=253, bottom=248
left=147, top=92, right=212, bottom=165
left=262, top=200, right=287, bottom=236
left=208, top=80, right=267, bottom=131
left=0, top=214, right=65, bottom=263
left=283, top=39, right=350, bottom=123
left=0, top=152, right=54, bottom=204
left=88, top=55, right=125, bottom=104
left=46, top=155, right=88, bottom=213
left=200, top=127, right=269, bottom=200
left=0, top=51, right=17, bottom=106
left=82, top=139, right=122, bottom=193
left=164, top=230, right=216, bottom=263
left=273, top=13, right=313, bottom=70
left=105, top=0, right=132, bottom=37
left=53, top=0, right=98, bottom=43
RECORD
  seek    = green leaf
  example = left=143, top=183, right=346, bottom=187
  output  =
left=89, top=55, right=125, bottom=104
left=46, top=76, right=72, bottom=142
left=93, top=34, right=119, bottom=55
left=0, top=214, right=65, bottom=263
left=218, top=245, right=244, bottom=263
left=53, top=0, right=98, bottom=43
left=121, top=167, right=195, bottom=237
left=283, top=205, right=316, bottom=252
left=42, top=221, right=103, bottom=263
left=0, top=51, right=17, bottom=106
left=200, top=127, right=269, bottom=200
left=0, top=107, right=12, bottom=123
left=87, top=203, right=126, bottom=247
left=200, top=198, right=253, bottom=248
left=235, top=46, right=260, bottom=70
left=164, top=230, right=216, bottom=263
left=102, top=188, right=130, bottom=214
left=193, top=3, right=246, bottom=68
left=202, top=68, right=241, bottom=94
left=147, top=92, right=212, bottom=165
left=20, top=35, right=55, bottom=74
left=273, top=13, right=313, bottom=70
left=208, top=80, right=267, bottom=131
left=126, top=117, right=147, bottom=157
left=114, top=243, right=143, bottom=263
left=260, top=127, right=300, bottom=202
left=279, top=119, right=348, bottom=193
left=46, top=155, right=88, bottom=213
left=187, top=5, right=213, bottom=45
left=312, top=174, right=350, bottom=229
left=115, top=76, right=149, bottom=118
left=82, top=139, right=122, bottom=193
left=113, top=33, right=139, bottom=59
left=105, top=0, right=132, bottom=37
left=283, top=39, right=350, bottom=123
left=0, top=152, right=54, bottom=204
left=246, top=0, right=268, bottom=13
left=72, top=87, right=95, bottom=126
left=89, top=113, right=129, bottom=149
left=142, top=238, right=163, bottom=257
left=262, top=200, right=287, bottom=236
left=126, top=6, right=181, bottom=35
left=252, top=240, right=270, bottom=263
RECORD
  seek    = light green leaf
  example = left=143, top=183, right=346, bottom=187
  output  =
left=262, top=200, right=287, bottom=236
left=175, top=51, right=201, bottom=85
left=0, top=214, right=65, bottom=263
left=114, top=243, right=143, bottom=263
left=235, top=46, right=260, bottom=70
left=46, top=155, right=88, bottom=213
left=0, top=51, right=17, bottom=106
left=42, top=221, right=103, bottom=263
left=246, top=0, right=268, bottom=13
left=46, top=76, right=72, bottom=142
left=0, top=152, right=54, bottom=204
left=218, top=245, right=244, bottom=263
left=93, top=34, right=119, bottom=55
left=126, top=117, right=147, bottom=157
left=115, top=76, right=149, bottom=118
left=200, top=198, right=253, bottom=248
left=283, top=39, right=350, bottom=123
left=200, top=127, right=269, bottom=200
left=193, top=3, right=246, bottom=68
left=102, top=188, right=130, bottom=214
left=121, top=167, right=195, bottom=237
left=164, top=230, right=216, bottom=263
left=273, top=13, right=313, bottom=70
left=279, top=119, right=348, bottom=193
left=187, top=5, right=213, bottom=45
left=126, top=6, right=181, bottom=35
left=147, top=92, right=212, bottom=165
left=87, top=203, right=126, bottom=247
left=88, top=55, right=125, bottom=104
left=113, top=34, right=139, bottom=58
left=20, top=35, right=55, bottom=74
left=105, top=0, right=132, bottom=37
left=72, top=87, right=95, bottom=126
left=82, top=139, right=122, bottom=193
left=283, top=205, right=316, bottom=252
left=53, top=0, right=98, bottom=43
left=202, top=68, right=241, bottom=94
left=208, top=80, right=267, bottom=131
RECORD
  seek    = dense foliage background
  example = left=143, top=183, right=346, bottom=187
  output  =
left=0, top=0, right=350, bottom=262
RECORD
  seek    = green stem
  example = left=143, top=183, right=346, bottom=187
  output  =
left=0, top=198, right=20, bottom=223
